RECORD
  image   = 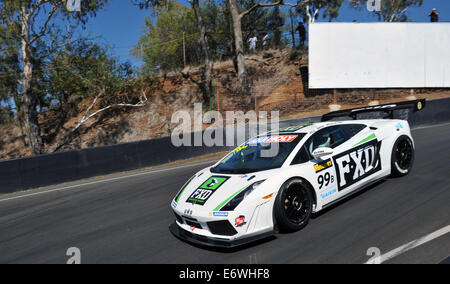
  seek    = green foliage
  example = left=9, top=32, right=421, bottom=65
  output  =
left=202, top=0, right=234, bottom=60
left=134, top=0, right=284, bottom=72
left=47, top=40, right=136, bottom=113
left=238, top=0, right=285, bottom=43
left=0, top=0, right=112, bottom=111
left=133, top=1, right=200, bottom=72
left=0, top=0, right=136, bottom=125
left=0, top=2, right=21, bottom=114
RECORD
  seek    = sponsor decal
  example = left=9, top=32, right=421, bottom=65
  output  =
left=321, top=189, right=337, bottom=199
left=314, top=159, right=333, bottom=173
left=232, top=144, right=249, bottom=154
left=172, top=201, right=177, bottom=209
left=247, top=135, right=298, bottom=145
left=211, top=212, right=229, bottom=217
left=186, top=176, right=230, bottom=205
left=396, top=122, right=403, bottom=130
left=235, top=216, right=246, bottom=227
left=266, top=135, right=298, bottom=143
left=239, top=175, right=249, bottom=179
left=247, top=136, right=270, bottom=145
left=333, top=140, right=382, bottom=192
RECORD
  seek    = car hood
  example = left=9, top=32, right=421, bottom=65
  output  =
left=174, top=167, right=275, bottom=212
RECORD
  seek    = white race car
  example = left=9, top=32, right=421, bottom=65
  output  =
left=170, top=100, right=425, bottom=248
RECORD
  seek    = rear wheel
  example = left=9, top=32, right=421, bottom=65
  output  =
left=274, top=179, right=313, bottom=233
left=391, top=135, right=414, bottom=177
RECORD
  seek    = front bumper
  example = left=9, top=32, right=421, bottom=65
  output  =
left=169, top=222, right=273, bottom=248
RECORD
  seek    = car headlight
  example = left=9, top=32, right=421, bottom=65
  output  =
left=174, top=175, right=196, bottom=203
left=220, top=180, right=266, bottom=211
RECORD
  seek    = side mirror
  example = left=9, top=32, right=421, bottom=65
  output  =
left=312, top=147, right=334, bottom=160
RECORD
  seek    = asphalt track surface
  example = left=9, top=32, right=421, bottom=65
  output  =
left=0, top=124, right=449, bottom=264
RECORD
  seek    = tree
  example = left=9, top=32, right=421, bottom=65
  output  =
left=134, top=0, right=215, bottom=107
left=267, top=5, right=285, bottom=49
left=0, top=0, right=108, bottom=155
left=201, top=0, right=234, bottom=61
left=190, top=0, right=214, bottom=105
left=228, top=0, right=298, bottom=88
left=350, top=0, right=423, bottom=22
left=133, top=2, right=200, bottom=72
left=47, top=40, right=147, bottom=152
left=0, top=6, right=20, bottom=117
left=288, top=8, right=297, bottom=47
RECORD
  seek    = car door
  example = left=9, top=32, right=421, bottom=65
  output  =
left=331, top=124, right=383, bottom=196
left=292, top=126, right=351, bottom=205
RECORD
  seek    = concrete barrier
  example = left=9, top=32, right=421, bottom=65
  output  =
left=0, top=98, right=449, bottom=194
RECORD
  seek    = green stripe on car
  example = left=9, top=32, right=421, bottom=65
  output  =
left=176, top=180, right=192, bottom=203
left=354, top=133, right=376, bottom=147
left=214, top=185, right=250, bottom=211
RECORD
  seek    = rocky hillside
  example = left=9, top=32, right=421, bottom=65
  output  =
left=1, top=48, right=449, bottom=160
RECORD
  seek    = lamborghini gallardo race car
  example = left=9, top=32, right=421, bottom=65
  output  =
left=170, top=100, right=425, bottom=248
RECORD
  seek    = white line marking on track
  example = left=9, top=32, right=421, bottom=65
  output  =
left=0, top=160, right=215, bottom=203
left=365, top=225, right=450, bottom=264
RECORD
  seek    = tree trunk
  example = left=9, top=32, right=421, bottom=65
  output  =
left=19, top=4, right=43, bottom=155
left=228, top=0, right=247, bottom=88
left=192, top=0, right=213, bottom=106
left=305, top=4, right=318, bottom=24
left=290, top=13, right=296, bottom=48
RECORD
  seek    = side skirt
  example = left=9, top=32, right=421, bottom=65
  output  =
left=321, top=176, right=387, bottom=211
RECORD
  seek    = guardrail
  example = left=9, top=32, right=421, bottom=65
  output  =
left=1, top=97, right=449, bottom=194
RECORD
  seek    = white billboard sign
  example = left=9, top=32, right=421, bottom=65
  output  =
left=309, top=23, right=450, bottom=89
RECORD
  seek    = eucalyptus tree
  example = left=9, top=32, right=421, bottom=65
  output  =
left=0, top=0, right=108, bottom=155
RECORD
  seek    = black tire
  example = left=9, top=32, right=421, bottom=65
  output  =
left=391, top=135, right=415, bottom=177
left=273, top=178, right=313, bottom=233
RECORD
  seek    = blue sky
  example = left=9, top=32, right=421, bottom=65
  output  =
left=64, top=0, right=450, bottom=67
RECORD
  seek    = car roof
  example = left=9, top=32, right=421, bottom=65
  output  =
left=272, top=120, right=373, bottom=135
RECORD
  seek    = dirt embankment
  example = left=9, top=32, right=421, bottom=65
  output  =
left=1, top=48, right=449, bottom=160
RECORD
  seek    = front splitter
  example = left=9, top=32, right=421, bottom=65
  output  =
left=169, top=223, right=273, bottom=249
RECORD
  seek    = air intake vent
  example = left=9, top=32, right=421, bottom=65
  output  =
left=207, top=220, right=238, bottom=236
left=173, top=212, right=183, bottom=224
left=174, top=212, right=183, bottom=224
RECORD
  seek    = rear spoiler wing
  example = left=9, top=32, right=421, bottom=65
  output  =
left=321, top=99, right=426, bottom=122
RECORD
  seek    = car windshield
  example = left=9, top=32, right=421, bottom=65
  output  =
left=211, top=134, right=305, bottom=174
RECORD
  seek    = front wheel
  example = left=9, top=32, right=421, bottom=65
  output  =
left=391, top=135, right=415, bottom=177
left=273, top=178, right=313, bottom=233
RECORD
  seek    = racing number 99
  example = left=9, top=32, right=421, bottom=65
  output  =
left=318, top=173, right=334, bottom=189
